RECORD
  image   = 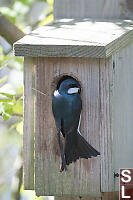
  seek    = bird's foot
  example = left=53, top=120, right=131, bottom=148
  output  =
left=60, top=163, right=67, bottom=172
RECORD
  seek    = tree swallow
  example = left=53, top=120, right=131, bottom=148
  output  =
left=52, top=77, right=100, bottom=172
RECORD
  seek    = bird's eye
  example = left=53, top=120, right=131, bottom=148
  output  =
left=67, top=87, right=80, bottom=94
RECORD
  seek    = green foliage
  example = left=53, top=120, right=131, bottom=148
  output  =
left=0, top=0, right=54, bottom=28
left=0, top=0, right=54, bottom=124
left=0, top=0, right=34, bottom=27
left=0, top=102, right=13, bottom=120
left=0, top=46, right=23, bottom=122
left=0, top=76, right=8, bottom=85
left=0, top=92, right=15, bottom=99
left=0, top=94, right=23, bottom=120
left=0, top=0, right=54, bottom=199
left=16, top=121, right=23, bottom=135
left=0, top=47, right=8, bottom=68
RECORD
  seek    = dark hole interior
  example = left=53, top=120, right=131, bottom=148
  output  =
left=56, top=75, right=80, bottom=89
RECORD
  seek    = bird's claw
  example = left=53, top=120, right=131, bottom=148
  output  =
left=60, top=163, right=67, bottom=172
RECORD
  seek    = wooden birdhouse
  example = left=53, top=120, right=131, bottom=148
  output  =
left=14, top=19, right=133, bottom=198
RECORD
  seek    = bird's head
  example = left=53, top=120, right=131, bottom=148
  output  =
left=58, top=77, right=81, bottom=95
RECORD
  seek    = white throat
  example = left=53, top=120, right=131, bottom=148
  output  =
left=54, top=90, right=59, bottom=96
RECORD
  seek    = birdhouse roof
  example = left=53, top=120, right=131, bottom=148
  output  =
left=14, top=18, right=133, bottom=58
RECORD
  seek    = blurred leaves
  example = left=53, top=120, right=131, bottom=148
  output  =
left=0, top=0, right=54, bottom=29
left=0, top=91, right=23, bottom=120
left=0, top=92, right=15, bottom=99
left=0, top=0, right=34, bottom=27
left=16, top=121, right=23, bottom=135
left=39, top=13, right=54, bottom=26
left=0, top=0, right=54, bottom=199
left=13, top=99, right=23, bottom=115
left=0, top=76, right=8, bottom=86
left=0, top=102, right=13, bottom=120
left=0, top=46, right=8, bottom=67
left=0, top=0, right=54, bottom=123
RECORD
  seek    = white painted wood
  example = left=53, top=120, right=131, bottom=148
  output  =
left=14, top=19, right=133, bottom=58
left=23, top=57, right=35, bottom=189
left=54, top=0, right=133, bottom=20
left=112, top=43, right=133, bottom=190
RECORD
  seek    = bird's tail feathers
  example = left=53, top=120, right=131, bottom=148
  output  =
left=65, top=132, right=100, bottom=165
left=77, top=132, right=100, bottom=158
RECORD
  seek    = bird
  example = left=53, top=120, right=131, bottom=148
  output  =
left=52, top=77, right=100, bottom=172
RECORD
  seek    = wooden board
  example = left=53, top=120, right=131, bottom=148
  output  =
left=34, top=57, right=101, bottom=196
left=99, top=58, right=114, bottom=192
left=14, top=19, right=133, bottom=58
left=54, top=0, right=133, bottom=20
left=55, top=192, right=119, bottom=200
left=55, top=197, right=101, bottom=200
left=102, top=192, right=119, bottom=200
left=23, top=57, right=35, bottom=189
left=112, top=43, right=133, bottom=190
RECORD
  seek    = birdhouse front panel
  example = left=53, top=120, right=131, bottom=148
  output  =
left=35, top=57, right=101, bottom=196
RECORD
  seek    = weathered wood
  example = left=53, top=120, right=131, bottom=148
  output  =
left=55, top=197, right=101, bottom=200
left=101, top=192, right=119, bottom=200
left=55, top=193, right=119, bottom=200
left=23, top=57, right=35, bottom=189
left=54, top=0, right=133, bottom=20
left=112, top=43, right=133, bottom=190
left=14, top=19, right=133, bottom=58
left=99, top=58, right=114, bottom=192
left=35, top=57, right=101, bottom=197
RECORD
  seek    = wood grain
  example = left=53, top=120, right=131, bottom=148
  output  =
left=54, top=0, right=133, bottom=20
left=54, top=192, right=119, bottom=200
left=14, top=19, right=133, bottom=58
left=112, top=43, right=133, bottom=190
left=102, top=192, right=119, bottom=200
left=55, top=197, right=101, bottom=200
left=99, top=58, right=114, bottom=192
left=23, top=57, right=35, bottom=189
left=35, top=57, right=101, bottom=196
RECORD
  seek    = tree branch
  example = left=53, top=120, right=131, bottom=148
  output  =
left=0, top=13, right=25, bottom=46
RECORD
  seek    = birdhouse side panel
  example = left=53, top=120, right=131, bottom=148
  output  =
left=34, top=57, right=101, bottom=197
left=112, top=43, right=133, bottom=190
